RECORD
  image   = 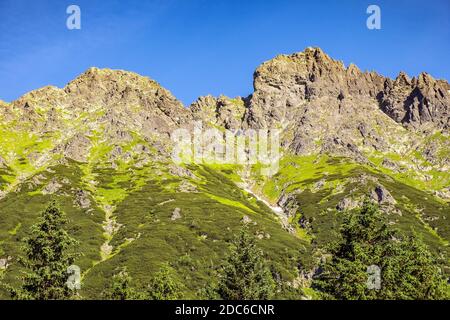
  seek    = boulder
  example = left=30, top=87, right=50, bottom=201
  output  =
left=171, top=208, right=182, bottom=221
left=371, top=185, right=397, bottom=205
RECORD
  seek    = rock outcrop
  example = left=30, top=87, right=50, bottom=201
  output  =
left=171, top=208, right=182, bottom=221
left=371, top=185, right=397, bottom=205
left=379, top=72, right=450, bottom=130
left=190, top=95, right=246, bottom=130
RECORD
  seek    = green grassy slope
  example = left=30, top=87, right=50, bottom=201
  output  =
left=252, top=155, right=450, bottom=274
left=0, top=160, right=309, bottom=299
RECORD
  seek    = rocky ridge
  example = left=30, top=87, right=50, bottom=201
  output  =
left=0, top=48, right=448, bottom=202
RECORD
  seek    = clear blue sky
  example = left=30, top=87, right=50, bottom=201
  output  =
left=0, top=0, right=449, bottom=105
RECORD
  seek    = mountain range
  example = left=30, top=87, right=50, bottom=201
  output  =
left=0, top=47, right=448, bottom=298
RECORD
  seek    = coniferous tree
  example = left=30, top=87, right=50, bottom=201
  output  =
left=217, top=226, right=276, bottom=300
left=7, top=201, right=80, bottom=300
left=314, top=200, right=448, bottom=300
left=379, top=234, right=449, bottom=300
left=102, top=267, right=144, bottom=300
left=147, top=264, right=184, bottom=300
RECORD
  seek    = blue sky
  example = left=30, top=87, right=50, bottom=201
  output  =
left=0, top=0, right=449, bottom=105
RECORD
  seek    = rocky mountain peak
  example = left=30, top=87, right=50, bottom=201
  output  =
left=245, top=47, right=385, bottom=129
left=416, top=72, right=435, bottom=86
left=64, top=67, right=162, bottom=96
left=245, top=47, right=449, bottom=132
left=2, top=67, right=192, bottom=165
left=63, top=67, right=185, bottom=113
left=394, top=72, right=411, bottom=86
left=346, top=63, right=362, bottom=76
left=10, top=67, right=189, bottom=129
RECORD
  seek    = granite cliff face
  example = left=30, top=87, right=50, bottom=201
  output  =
left=0, top=48, right=448, bottom=298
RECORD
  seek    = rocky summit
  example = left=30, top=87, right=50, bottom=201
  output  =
left=0, top=48, right=449, bottom=298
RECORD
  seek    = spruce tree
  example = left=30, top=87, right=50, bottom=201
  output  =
left=147, top=264, right=184, bottom=300
left=217, top=226, right=276, bottom=300
left=314, top=200, right=448, bottom=300
left=8, top=201, right=80, bottom=300
left=379, top=234, right=449, bottom=299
